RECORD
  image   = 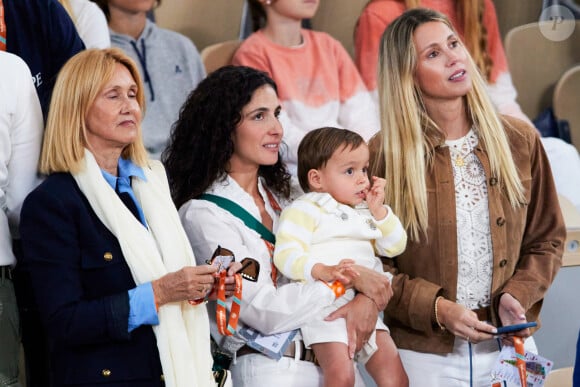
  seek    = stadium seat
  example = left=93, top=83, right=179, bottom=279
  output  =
left=310, top=0, right=368, bottom=58
left=200, top=40, right=241, bottom=75
left=545, top=366, right=573, bottom=387
left=553, top=65, right=580, bottom=152
left=504, top=20, right=580, bottom=120
left=154, top=0, right=245, bottom=52
left=492, top=0, right=542, bottom=40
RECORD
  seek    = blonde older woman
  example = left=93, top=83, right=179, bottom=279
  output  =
left=19, top=48, right=224, bottom=387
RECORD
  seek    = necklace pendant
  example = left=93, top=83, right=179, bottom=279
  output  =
left=454, top=156, right=465, bottom=167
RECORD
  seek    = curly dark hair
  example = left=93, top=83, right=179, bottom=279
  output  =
left=162, top=65, right=291, bottom=209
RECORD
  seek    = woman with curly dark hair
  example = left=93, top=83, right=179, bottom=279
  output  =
left=163, top=65, right=290, bottom=208
left=162, top=65, right=392, bottom=387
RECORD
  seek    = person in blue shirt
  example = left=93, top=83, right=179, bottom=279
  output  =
left=18, top=48, right=232, bottom=387
left=3, top=0, right=85, bottom=117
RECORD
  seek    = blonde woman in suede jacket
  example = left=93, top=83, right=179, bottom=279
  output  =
left=368, top=9, right=565, bottom=386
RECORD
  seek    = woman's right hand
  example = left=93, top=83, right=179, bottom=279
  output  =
left=436, top=298, right=496, bottom=343
left=152, top=265, right=218, bottom=306
left=349, top=265, right=392, bottom=310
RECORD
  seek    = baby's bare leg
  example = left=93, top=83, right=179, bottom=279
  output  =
left=365, top=331, right=408, bottom=387
left=312, top=342, right=355, bottom=387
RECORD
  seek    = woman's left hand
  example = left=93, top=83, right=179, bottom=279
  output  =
left=325, top=293, right=378, bottom=358
left=350, top=265, right=392, bottom=310
left=498, top=292, right=532, bottom=342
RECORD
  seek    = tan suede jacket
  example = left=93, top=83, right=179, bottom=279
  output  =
left=369, top=116, right=565, bottom=354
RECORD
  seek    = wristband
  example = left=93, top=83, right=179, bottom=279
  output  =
left=188, top=297, right=206, bottom=306
left=152, top=283, right=160, bottom=311
left=154, top=293, right=159, bottom=311
left=434, top=296, right=446, bottom=331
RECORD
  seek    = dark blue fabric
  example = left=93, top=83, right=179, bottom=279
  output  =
left=543, top=0, right=580, bottom=18
left=117, top=188, right=143, bottom=225
left=19, top=173, right=164, bottom=386
left=4, top=0, right=85, bottom=118
left=533, top=107, right=572, bottom=143
left=574, top=329, right=580, bottom=387
left=101, top=158, right=148, bottom=226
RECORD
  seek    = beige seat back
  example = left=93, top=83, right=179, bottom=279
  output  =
left=154, top=0, right=245, bottom=52
left=310, top=0, right=369, bottom=58
left=200, top=40, right=242, bottom=75
left=553, top=65, right=580, bottom=152
left=492, top=0, right=542, bottom=40
left=504, top=20, right=580, bottom=120
left=559, top=194, right=580, bottom=267
left=545, top=366, right=573, bottom=387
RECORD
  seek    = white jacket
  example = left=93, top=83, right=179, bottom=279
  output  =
left=0, top=52, right=43, bottom=266
left=178, top=175, right=335, bottom=355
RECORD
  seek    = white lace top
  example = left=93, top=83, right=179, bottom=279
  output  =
left=446, top=129, right=492, bottom=310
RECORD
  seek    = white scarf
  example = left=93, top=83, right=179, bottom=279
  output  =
left=73, top=150, right=214, bottom=387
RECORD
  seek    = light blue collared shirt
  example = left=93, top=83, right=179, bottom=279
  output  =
left=101, top=157, right=148, bottom=227
left=101, top=158, right=158, bottom=332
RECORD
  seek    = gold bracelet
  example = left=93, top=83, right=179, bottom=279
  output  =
left=434, top=296, right=446, bottom=331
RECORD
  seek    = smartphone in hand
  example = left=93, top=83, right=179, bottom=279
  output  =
left=496, top=321, right=537, bottom=334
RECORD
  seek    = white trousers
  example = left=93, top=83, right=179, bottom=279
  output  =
left=230, top=353, right=367, bottom=387
left=399, top=337, right=537, bottom=387
left=301, top=291, right=388, bottom=364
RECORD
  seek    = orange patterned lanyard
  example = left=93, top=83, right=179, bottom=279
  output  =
left=263, top=239, right=277, bottom=286
left=264, top=189, right=281, bottom=287
left=491, top=337, right=527, bottom=387
left=216, top=270, right=242, bottom=336
left=513, top=337, right=527, bottom=387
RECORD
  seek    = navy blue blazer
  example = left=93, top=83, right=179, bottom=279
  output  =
left=19, top=173, right=164, bottom=386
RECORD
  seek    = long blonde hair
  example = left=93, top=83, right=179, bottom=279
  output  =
left=40, top=48, right=149, bottom=174
left=404, top=0, right=493, bottom=81
left=373, top=8, right=524, bottom=242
